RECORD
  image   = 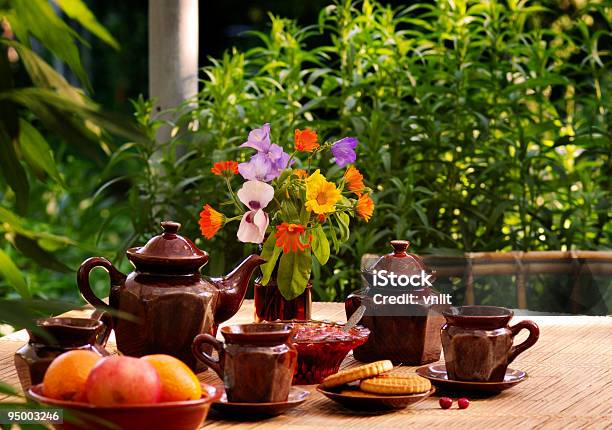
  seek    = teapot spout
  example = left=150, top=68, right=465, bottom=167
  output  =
left=212, top=254, right=266, bottom=324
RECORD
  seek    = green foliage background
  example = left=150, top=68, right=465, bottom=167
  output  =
left=118, top=0, right=611, bottom=302
left=0, top=0, right=610, bottom=314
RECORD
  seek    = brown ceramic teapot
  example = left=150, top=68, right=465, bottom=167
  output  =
left=77, top=221, right=265, bottom=370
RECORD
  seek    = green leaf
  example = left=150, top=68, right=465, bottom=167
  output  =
left=411, top=203, right=430, bottom=228
left=328, top=221, right=340, bottom=253
left=0, top=88, right=147, bottom=162
left=12, top=235, right=72, bottom=273
left=1, top=11, right=29, bottom=47
left=280, top=199, right=300, bottom=223
left=18, top=119, right=63, bottom=185
left=54, top=0, right=120, bottom=50
left=12, top=0, right=91, bottom=89
left=334, top=212, right=350, bottom=242
left=0, top=206, right=77, bottom=248
left=0, top=298, right=117, bottom=337
left=311, top=224, right=330, bottom=265
left=0, top=124, right=29, bottom=214
left=0, top=381, right=19, bottom=396
left=1, top=39, right=87, bottom=104
left=277, top=250, right=312, bottom=301
left=21, top=89, right=146, bottom=143
left=259, top=234, right=281, bottom=285
left=299, top=206, right=310, bottom=225
left=0, top=249, right=30, bottom=298
left=0, top=41, right=19, bottom=139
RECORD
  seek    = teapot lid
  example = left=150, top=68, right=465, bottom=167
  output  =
left=366, top=240, right=428, bottom=276
left=126, top=221, right=208, bottom=272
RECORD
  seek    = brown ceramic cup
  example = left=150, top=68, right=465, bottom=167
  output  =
left=192, top=323, right=297, bottom=403
left=441, top=306, right=539, bottom=382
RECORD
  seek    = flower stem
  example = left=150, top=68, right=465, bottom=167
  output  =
left=225, top=177, right=244, bottom=213
left=225, top=215, right=243, bottom=222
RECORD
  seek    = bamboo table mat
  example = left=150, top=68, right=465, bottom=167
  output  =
left=1, top=301, right=610, bottom=429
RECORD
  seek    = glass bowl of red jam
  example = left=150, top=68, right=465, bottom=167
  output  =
left=288, top=321, right=370, bottom=384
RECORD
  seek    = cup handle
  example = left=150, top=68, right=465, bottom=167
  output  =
left=508, top=320, right=540, bottom=364
left=91, top=310, right=113, bottom=347
left=192, top=334, right=224, bottom=378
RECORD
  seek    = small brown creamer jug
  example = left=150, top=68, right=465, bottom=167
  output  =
left=14, top=314, right=112, bottom=391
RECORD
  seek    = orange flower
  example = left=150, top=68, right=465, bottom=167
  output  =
left=294, top=128, right=319, bottom=152
left=199, top=204, right=224, bottom=239
left=356, top=194, right=374, bottom=222
left=274, top=223, right=310, bottom=253
left=317, top=214, right=327, bottom=223
left=293, top=169, right=308, bottom=179
left=211, top=161, right=239, bottom=177
left=344, top=166, right=365, bottom=196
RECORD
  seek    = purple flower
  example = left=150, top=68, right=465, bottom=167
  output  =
left=239, top=123, right=292, bottom=182
left=241, top=123, right=271, bottom=152
left=238, top=153, right=277, bottom=182
left=275, top=150, right=291, bottom=172
left=331, top=137, right=358, bottom=167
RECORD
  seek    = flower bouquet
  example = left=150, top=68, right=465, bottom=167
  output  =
left=199, top=123, right=374, bottom=320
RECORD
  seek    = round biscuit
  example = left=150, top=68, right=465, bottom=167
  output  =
left=321, top=360, right=393, bottom=389
left=359, top=375, right=431, bottom=395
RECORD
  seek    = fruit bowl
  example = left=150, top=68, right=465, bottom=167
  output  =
left=27, top=383, right=220, bottom=430
left=289, top=320, right=370, bottom=384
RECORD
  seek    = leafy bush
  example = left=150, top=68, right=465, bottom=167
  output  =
left=103, top=0, right=609, bottom=301
left=1, top=0, right=610, bottom=306
left=0, top=0, right=145, bottom=305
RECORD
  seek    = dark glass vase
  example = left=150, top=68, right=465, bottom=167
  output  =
left=254, top=277, right=312, bottom=322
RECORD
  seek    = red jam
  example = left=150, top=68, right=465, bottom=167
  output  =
left=292, top=323, right=360, bottom=343
left=290, top=322, right=369, bottom=384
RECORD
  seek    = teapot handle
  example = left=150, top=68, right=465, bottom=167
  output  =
left=192, top=334, right=224, bottom=379
left=77, top=257, right=126, bottom=310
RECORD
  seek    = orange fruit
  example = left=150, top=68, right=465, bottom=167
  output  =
left=43, top=350, right=102, bottom=401
left=140, top=355, right=202, bottom=402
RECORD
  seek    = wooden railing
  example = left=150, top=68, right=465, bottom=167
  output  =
left=363, top=251, right=612, bottom=314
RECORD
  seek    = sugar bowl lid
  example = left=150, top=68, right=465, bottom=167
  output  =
left=126, top=221, right=208, bottom=272
left=366, top=240, right=428, bottom=276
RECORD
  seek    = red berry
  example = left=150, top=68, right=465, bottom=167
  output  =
left=458, top=397, right=470, bottom=409
left=439, top=397, right=453, bottom=409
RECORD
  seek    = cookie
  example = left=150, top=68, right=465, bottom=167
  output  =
left=321, top=360, right=393, bottom=389
left=339, top=389, right=375, bottom=398
left=359, top=375, right=431, bottom=395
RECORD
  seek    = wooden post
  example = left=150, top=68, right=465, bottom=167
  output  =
left=515, top=252, right=527, bottom=309
left=148, top=0, right=198, bottom=142
left=464, top=254, right=474, bottom=305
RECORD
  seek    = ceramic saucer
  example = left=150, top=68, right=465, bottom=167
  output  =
left=416, top=364, right=527, bottom=393
left=211, top=386, right=310, bottom=417
left=316, top=384, right=435, bottom=411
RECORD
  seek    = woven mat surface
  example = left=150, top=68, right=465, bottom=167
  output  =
left=1, top=301, right=610, bottom=429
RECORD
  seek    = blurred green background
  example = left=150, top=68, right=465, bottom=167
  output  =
left=0, top=0, right=610, bottom=332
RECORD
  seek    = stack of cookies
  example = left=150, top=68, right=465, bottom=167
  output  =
left=321, top=360, right=432, bottom=396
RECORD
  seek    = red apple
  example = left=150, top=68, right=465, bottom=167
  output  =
left=85, top=356, right=161, bottom=406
